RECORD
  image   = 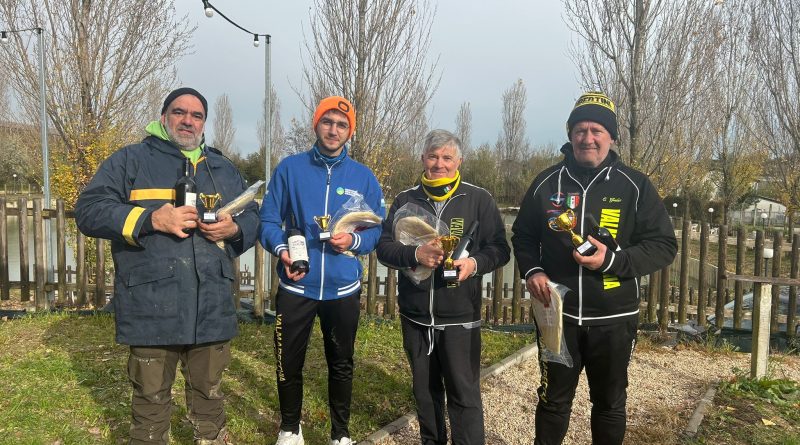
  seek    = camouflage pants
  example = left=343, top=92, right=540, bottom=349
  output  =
left=127, top=341, right=231, bottom=444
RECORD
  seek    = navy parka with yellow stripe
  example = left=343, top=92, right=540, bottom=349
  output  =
left=75, top=134, right=259, bottom=346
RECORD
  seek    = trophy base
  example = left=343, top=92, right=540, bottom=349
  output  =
left=319, top=231, right=332, bottom=241
left=442, top=269, right=459, bottom=283
left=576, top=241, right=597, bottom=256
left=202, top=212, right=218, bottom=223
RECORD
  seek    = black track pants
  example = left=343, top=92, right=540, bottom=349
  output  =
left=401, top=317, right=484, bottom=445
left=534, top=318, right=637, bottom=445
left=273, top=288, right=361, bottom=441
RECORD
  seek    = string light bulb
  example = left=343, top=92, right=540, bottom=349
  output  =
left=253, top=34, right=260, bottom=47
left=203, top=0, right=214, bottom=18
left=0, top=31, right=8, bottom=43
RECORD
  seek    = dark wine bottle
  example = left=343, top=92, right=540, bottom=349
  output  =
left=586, top=214, right=619, bottom=252
left=174, top=158, right=197, bottom=208
left=452, top=220, right=479, bottom=262
left=287, top=228, right=309, bottom=274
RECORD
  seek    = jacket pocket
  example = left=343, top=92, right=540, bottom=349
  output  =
left=123, top=259, right=179, bottom=317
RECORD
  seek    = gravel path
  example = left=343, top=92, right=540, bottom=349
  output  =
left=375, top=345, right=800, bottom=445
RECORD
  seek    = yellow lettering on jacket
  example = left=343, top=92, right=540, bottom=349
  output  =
left=450, top=218, right=464, bottom=237
left=603, top=274, right=621, bottom=289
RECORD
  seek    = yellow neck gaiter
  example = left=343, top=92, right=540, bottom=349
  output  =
left=420, top=170, right=461, bottom=202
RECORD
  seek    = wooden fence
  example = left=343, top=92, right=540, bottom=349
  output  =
left=2, top=198, right=798, bottom=337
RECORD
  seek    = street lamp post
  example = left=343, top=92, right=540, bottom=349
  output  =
left=12, top=174, right=17, bottom=194
left=2, top=26, right=55, bottom=303
left=672, top=202, right=678, bottom=219
left=708, top=207, right=714, bottom=224
left=761, top=212, right=768, bottom=234
left=201, top=0, right=272, bottom=305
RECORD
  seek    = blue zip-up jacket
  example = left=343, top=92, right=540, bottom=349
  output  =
left=259, top=146, right=385, bottom=300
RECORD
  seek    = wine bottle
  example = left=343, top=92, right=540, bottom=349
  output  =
left=452, top=220, right=479, bottom=262
left=586, top=214, right=619, bottom=252
left=174, top=158, right=197, bottom=208
left=287, top=228, right=309, bottom=274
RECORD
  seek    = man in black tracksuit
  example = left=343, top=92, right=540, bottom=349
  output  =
left=377, top=129, right=510, bottom=445
left=511, top=92, right=677, bottom=445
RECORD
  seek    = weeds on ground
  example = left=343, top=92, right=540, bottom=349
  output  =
left=685, top=368, right=800, bottom=445
left=0, top=312, right=532, bottom=444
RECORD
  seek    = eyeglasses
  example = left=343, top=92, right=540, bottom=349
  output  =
left=319, top=118, right=349, bottom=131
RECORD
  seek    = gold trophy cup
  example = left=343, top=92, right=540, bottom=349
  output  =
left=314, top=214, right=332, bottom=241
left=548, top=209, right=597, bottom=256
left=438, top=235, right=461, bottom=282
left=199, top=193, right=222, bottom=223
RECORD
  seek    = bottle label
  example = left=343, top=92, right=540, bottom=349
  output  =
left=288, top=235, right=309, bottom=262
left=185, top=192, right=197, bottom=208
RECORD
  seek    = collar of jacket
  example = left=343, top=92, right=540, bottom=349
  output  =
left=560, top=142, right=619, bottom=176
left=309, top=144, right=349, bottom=167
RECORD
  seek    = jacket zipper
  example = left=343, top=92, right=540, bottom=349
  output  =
left=419, top=193, right=465, bottom=326
left=564, top=166, right=609, bottom=326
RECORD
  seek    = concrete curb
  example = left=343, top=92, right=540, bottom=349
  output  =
left=683, top=382, right=718, bottom=438
left=358, top=343, right=539, bottom=444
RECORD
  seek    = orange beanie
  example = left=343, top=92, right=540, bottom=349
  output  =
left=312, top=96, right=356, bottom=141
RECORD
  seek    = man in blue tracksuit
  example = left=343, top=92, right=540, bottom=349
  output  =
left=259, top=96, right=384, bottom=445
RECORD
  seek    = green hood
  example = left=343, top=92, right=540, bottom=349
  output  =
left=145, top=120, right=203, bottom=163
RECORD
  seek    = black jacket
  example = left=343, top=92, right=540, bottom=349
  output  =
left=377, top=181, right=510, bottom=326
left=75, top=135, right=259, bottom=345
left=511, top=144, right=677, bottom=326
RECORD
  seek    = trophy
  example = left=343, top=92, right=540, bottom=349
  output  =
left=199, top=193, right=222, bottom=223
left=314, top=214, right=332, bottom=241
left=548, top=209, right=597, bottom=256
left=438, top=235, right=461, bottom=282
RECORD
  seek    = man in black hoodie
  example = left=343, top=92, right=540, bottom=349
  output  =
left=511, top=92, right=677, bottom=445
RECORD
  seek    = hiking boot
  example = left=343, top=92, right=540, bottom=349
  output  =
left=194, top=426, right=233, bottom=445
left=276, top=425, right=304, bottom=445
left=330, top=437, right=353, bottom=445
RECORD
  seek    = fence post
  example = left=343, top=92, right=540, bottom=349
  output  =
left=715, top=224, right=727, bottom=329
left=33, top=199, right=47, bottom=310
left=512, top=258, right=521, bottom=323
left=696, top=222, right=709, bottom=326
left=492, top=268, right=503, bottom=325
left=367, top=252, right=377, bottom=316
left=254, top=244, right=265, bottom=319
left=76, top=232, right=86, bottom=306
left=56, top=200, right=67, bottom=305
left=18, top=198, right=30, bottom=302
left=647, top=270, right=659, bottom=322
left=94, top=238, right=106, bottom=308
left=233, top=257, right=241, bottom=309
left=734, top=227, right=746, bottom=329
left=678, top=218, right=691, bottom=323
left=386, top=268, right=397, bottom=319
left=789, top=234, right=799, bottom=338
left=0, top=197, right=7, bottom=301
left=658, top=266, right=670, bottom=330
left=770, top=232, right=783, bottom=333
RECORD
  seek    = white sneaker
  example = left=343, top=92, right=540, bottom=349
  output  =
left=276, top=426, right=304, bottom=445
left=330, top=437, right=353, bottom=445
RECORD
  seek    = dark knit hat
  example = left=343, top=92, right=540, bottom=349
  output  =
left=566, top=91, right=618, bottom=140
left=161, top=87, right=208, bottom=117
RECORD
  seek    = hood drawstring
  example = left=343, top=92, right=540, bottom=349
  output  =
left=557, top=166, right=565, bottom=205
left=605, top=167, right=611, bottom=181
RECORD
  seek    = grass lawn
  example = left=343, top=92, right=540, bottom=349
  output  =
left=0, top=312, right=532, bottom=444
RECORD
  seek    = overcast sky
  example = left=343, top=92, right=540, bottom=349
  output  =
left=174, top=1, right=583, bottom=156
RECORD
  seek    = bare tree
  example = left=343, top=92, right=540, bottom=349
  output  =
left=706, top=0, right=765, bottom=225
left=284, top=117, right=316, bottom=158
left=0, top=0, right=193, bottom=204
left=211, top=94, right=237, bottom=156
left=300, top=0, right=440, bottom=186
left=563, top=0, right=718, bottom=193
left=495, top=79, right=529, bottom=204
left=751, top=0, right=800, bottom=228
left=257, top=85, right=286, bottom=162
left=454, top=101, right=472, bottom=155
